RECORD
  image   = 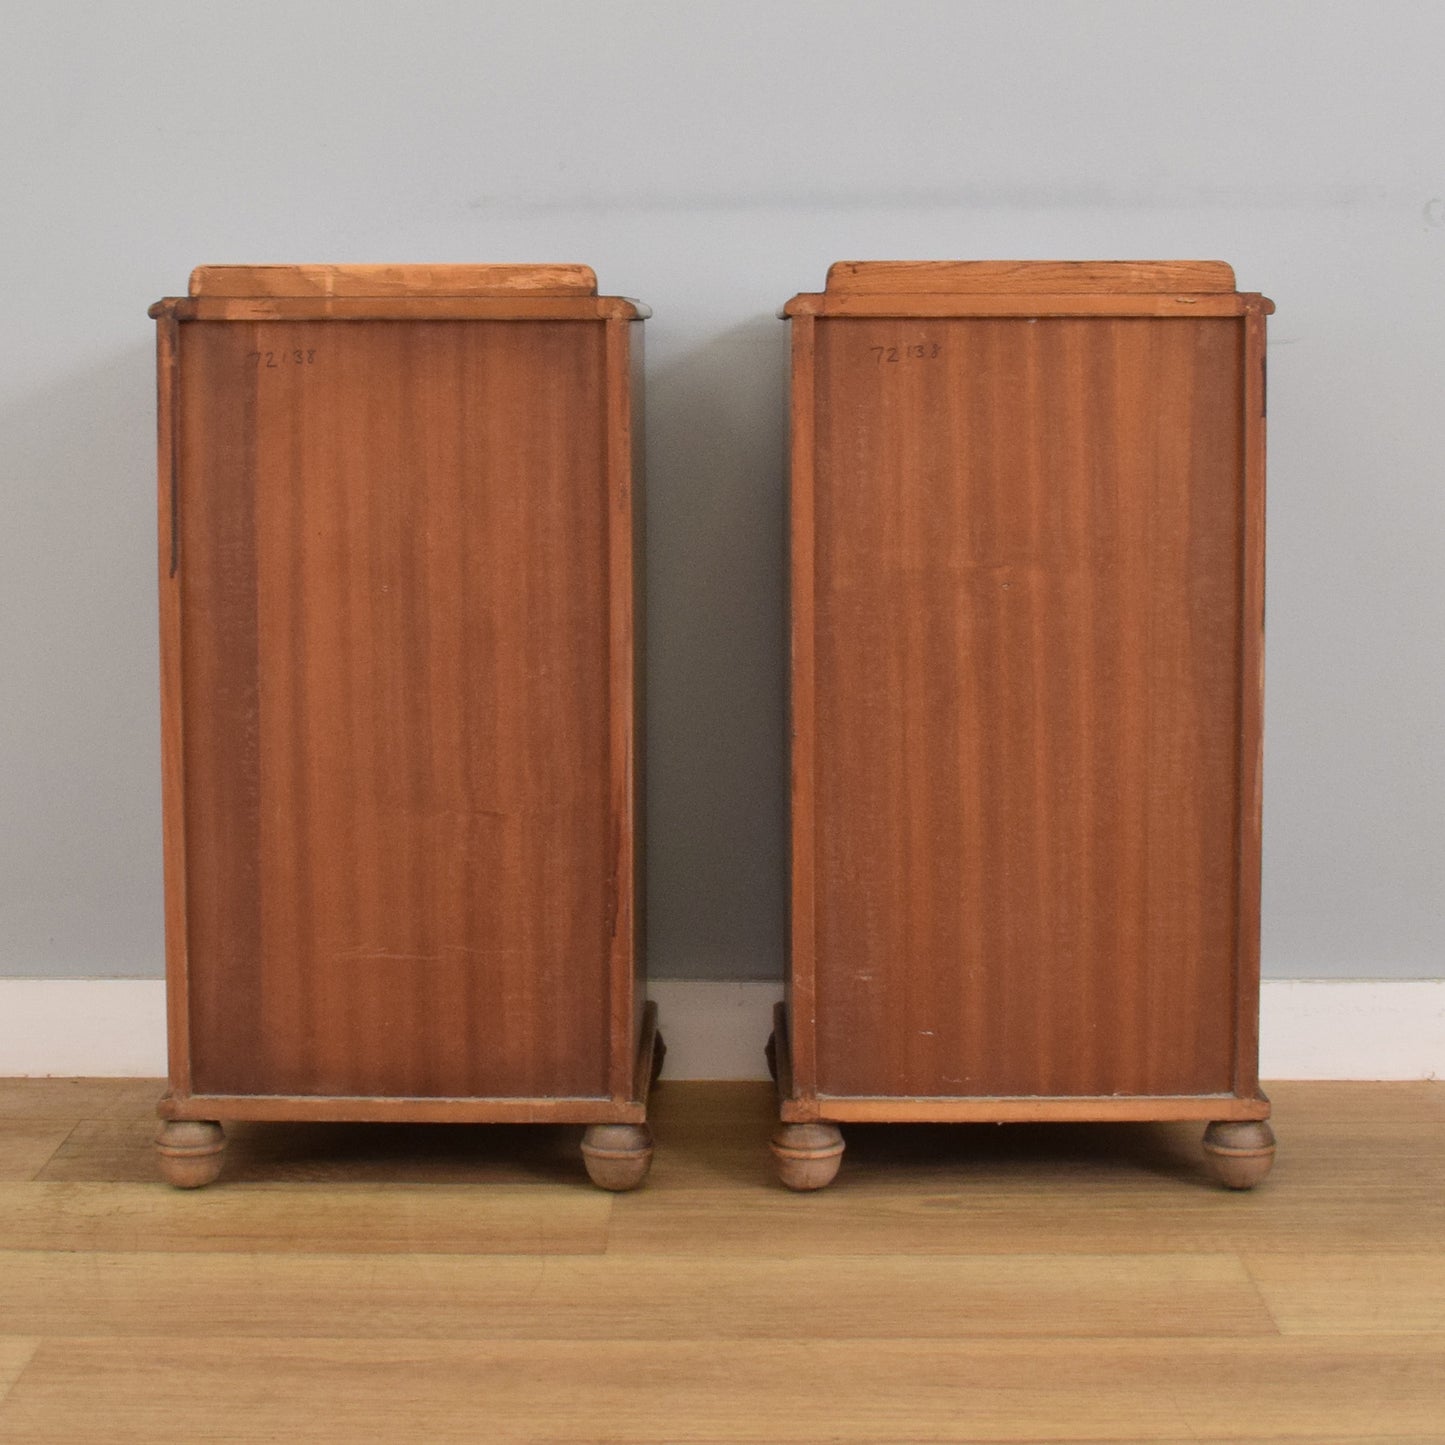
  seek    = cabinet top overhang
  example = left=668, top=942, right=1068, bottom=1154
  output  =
left=782, top=260, right=1273, bottom=318
left=150, top=264, right=649, bottom=321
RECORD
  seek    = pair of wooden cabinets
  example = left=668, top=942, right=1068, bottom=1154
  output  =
left=152, top=261, right=1274, bottom=1194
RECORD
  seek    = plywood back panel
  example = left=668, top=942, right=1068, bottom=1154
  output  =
left=808, top=315, right=1246, bottom=1099
left=176, top=319, right=612, bottom=1099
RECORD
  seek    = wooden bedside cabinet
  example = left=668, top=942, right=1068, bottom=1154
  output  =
left=771, top=260, right=1275, bottom=1191
left=150, top=264, right=658, bottom=1189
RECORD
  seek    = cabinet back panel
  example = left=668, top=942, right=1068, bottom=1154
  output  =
left=810, top=316, right=1245, bottom=1098
left=176, top=320, right=611, bottom=1098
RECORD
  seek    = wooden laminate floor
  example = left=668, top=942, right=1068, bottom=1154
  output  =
left=0, top=1079, right=1440, bottom=1443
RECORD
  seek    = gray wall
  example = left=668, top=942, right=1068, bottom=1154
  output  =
left=2, top=1, right=1442, bottom=982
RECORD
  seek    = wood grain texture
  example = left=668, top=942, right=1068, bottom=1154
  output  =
left=787, top=267, right=1269, bottom=1121
left=0, top=1079, right=1441, bottom=1441
left=157, top=1095, right=646, bottom=1125
left=786, top=291, right=1261, bottom=318
left=176, top=318, right=611, bottom=1100
left=0, top=1080, right=161, bottom=1122
left=825, top=259, right=1238, bottom=294
left=3, top=1336, right=1444, bottom=1444
left=0, top=1181, right=608, bottom=1255
left=1244, top=1253, right=1445, bottom=1334
left=155, top=313, right=192, bottom=1095
left=0, top=1251, right=1275, bottom=1340
left=1234, top=302, right=1269, bottom=1098
left=788, top=1095, right=1272, bottom=1124
left=157, top=271, right=649, bottom=1132
left=0, top=1340, right=38, bottom=1411
left=0, top=1125, right=72, bottom=1181
left=611, top=1082, right=1445, bottom=1258
left=785, top=316, right=819, bottom=1092
left=625, top=322, right=650, bottom=1070
left=189, top=263, right=598, bottom=297
left=604, top=318, right=642, bottom=1100
left=156, top=295, right=645, bottom=323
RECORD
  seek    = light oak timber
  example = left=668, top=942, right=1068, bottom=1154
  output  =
left=27, top=1080, right=759, bottom=1191
left=825, top=259, right=1238, bottom=294
left=0, top=1251, right=1276, bottom=1341
left=1202, top=1119, right=1277, bottom=1189
left=611, top=1082, right=1444, bottom=1258
left=0, top=1181, right=608, bottom=1255
left=0, top=1339, right=37, bottom=1409
left=158, top=1094, right=647, bottom=1125
left=33, top=1113, right=642, bottom=1188
left=152, top=265, right=654, bottom=1187
left=1244, top=1253, right=1445, bottom=1334
left=578, top=1123, right=653, bottom=1191
left=780, top=260, right=1275, bottom=1188
left=1236, top=298, right=1269, bottom=1097
left=785, top=1095, right=1273, bottom=1124
left=0, top=1125, right=72, bottom=1182
left=152, top=295, right=648, bottom=323
left=189, top=263, right=599, bottom=297
left=607, top=1183, right=1445, bottom=1259
left=770, top=1121, right=845, bottom=1191
left=0, top=1079, right=161, bottom=1123
left=785, top=316, right=820, bottom=1097
left=0, top=1080, right=1442, bottom=1440
left=3, top=1336, right=1445, bottom=1444
left=784, top=291, right=1266, bottom=318
left=154, top=1120, right=224, bottom=1188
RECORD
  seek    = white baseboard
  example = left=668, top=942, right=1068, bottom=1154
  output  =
left=0, top=980, right=170, bottom=1079
left=0, top=977, right=1439, bottom=1081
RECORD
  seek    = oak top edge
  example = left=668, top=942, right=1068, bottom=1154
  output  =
left=782, top=292, right=1273, bottom=318
left=823, top=260, right=1239, bottom=294
left=186, top=263, right=600, bottom=298
left=148, top=295, right=647, bottom=321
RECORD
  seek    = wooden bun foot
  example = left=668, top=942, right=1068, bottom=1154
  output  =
left=1203, top=1119, right=1276, bottom=1189
left=581, top=1123, right=653, bottom=1191
left=156, top=1120, right=226, bottom=1188
left=771, top=1122, right=844, bottom=1191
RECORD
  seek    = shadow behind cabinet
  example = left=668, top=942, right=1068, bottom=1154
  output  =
left=771, top=261, right=1276, bottom=1191
left=151, top=264, right=658, bottom=1190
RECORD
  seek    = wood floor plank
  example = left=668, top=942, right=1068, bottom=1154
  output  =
left=0, top=1182, right=609, bottom=1255
left=0, top=1079, right=162, bottom=1122
left=35, top=1115, right=600, bottom=1186
left=0, top=1250, right=1275, bottom=1340
left=1246, top=1252, right=1445, bottom=1334
left=1, top=1336, right=1442, bottom=1444
left=0, top=1339, right=39, bottom=1407
left=0, top=1123, right=74, bottom=1181
left=609, top=1082, right=1445, bottom=1256
left=0, top=1080, right=1441, bottom=1442
left=637, top=1081, right=1445, bottom=1215
left=607, top=1178, right=1445, bottom=1256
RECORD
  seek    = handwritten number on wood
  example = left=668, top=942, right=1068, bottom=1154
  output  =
left=869, top=342, right=942, bottom=366
left=245, top=350, right=319, bottom=370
